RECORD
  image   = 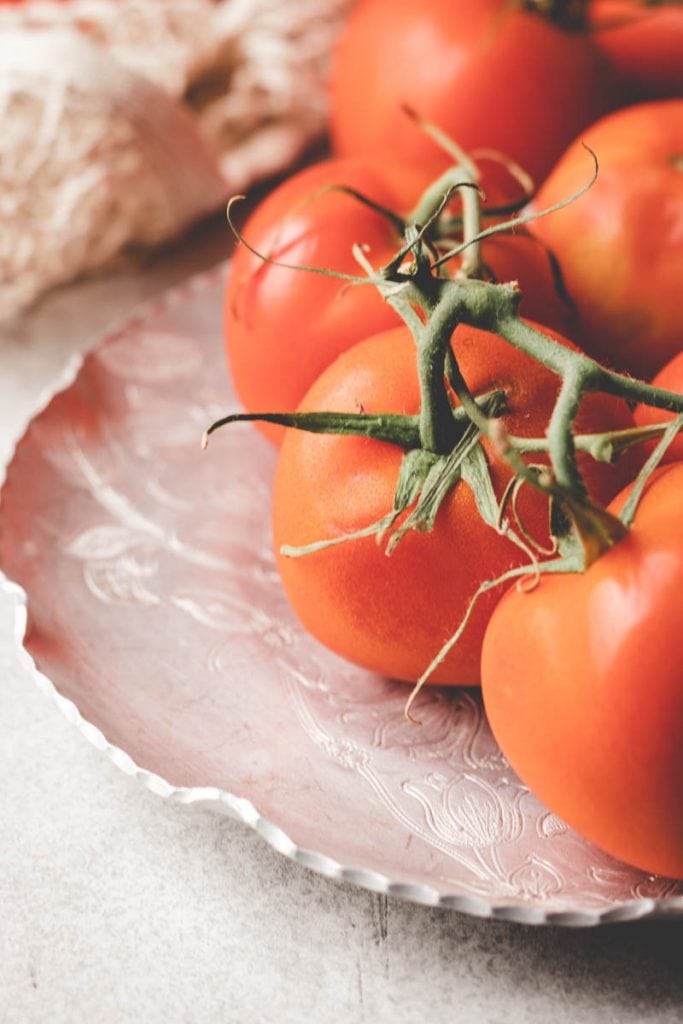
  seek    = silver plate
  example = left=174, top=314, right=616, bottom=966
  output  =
left=2, top=266, right=682, bottom=926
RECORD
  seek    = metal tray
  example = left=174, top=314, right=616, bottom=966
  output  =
left=2, top=267, right=681, bottom=926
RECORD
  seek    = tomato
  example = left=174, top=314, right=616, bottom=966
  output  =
left=272, top=323, right=639, bottom=686
left=481, top=461, right=683, bottom=877
left=224, top=159, right=404, bottom=445
left=588, top=1, right=683, bottom=100
left=329, top=0, right=613, bottom=188
left=634, top=350, right=683, bottom=463
left=528, top=99, right=683, bottom=380
left=225, top=156, right=582, bottom=444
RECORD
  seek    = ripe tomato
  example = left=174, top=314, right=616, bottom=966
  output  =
left=528, top=99, right=683, bottom=380
left=482, top=462, right=683, bottom=877
left=225, top=157, right=581, bottom=444
left=634, top=350, right=683, bottom=463
left=329, top=0, right=613, bottom=187
left=587, top=1, right=683, bottom=100
left=273, top=323, right=639, bottom=686
left=224, top=159, right=403, bottom=445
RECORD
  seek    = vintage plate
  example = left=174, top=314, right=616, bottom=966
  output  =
left=1, top=267, right=682, bottom=927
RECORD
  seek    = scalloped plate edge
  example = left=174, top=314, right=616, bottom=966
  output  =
left=2, top=268, right=682, bottom=928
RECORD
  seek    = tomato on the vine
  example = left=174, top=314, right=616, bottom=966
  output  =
left=634, top=351, right=683, bottom=463
left=528, top=99, right=683, bottom=380
left=329, top=0, right=613, bottom=187
left=482, top=461, right=683, bottom=877
left=272, top=323, right=639, bottom=686
left=225, top=157, right=582, bottom=444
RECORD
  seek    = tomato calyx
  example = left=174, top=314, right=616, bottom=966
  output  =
left=281, top=390, right=510, bottom=560
left=203, top=409, right=421, bottom=451
left=202, top=389, right=506, bottom=453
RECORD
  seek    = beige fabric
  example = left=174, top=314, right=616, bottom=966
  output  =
left=0, top=0, right=349, bottom=319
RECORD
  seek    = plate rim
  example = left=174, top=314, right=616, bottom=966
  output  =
left=2, top=266, right=682, bottom=928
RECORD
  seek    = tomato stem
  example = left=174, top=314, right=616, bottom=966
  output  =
left=547, top=367, right=589, bottom=495
left=619, top=415, right=683, bottom=527
left=596, top=370, right=683, bottom=414
left=418, top=319, right=463, bottom=453
left=510, top=420, right=683, bottom=460
left=212, top=138, right=683, bottom=565
left=431, top=146, right=599, bottom=271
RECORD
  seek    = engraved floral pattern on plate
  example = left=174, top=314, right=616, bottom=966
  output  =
left=1, top=267, right=681, bottom=917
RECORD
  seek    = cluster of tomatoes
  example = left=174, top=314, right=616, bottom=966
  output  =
left=215, top=1, right=683, bottom=879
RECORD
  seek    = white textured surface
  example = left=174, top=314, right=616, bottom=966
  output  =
left=1, top=223, right=682, bottom=1022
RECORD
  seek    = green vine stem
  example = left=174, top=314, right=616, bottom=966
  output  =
left=546, top=368, right=590, bottom=496
left=200, top=121, right=683, bottom=709
left=403, top=108, right=487, bottom=279
left=389, top=234, right=683, bottom=546
left=620, top=415, right=683, bottom=527
left=432, top=145, right=599, bottom=271
left=510, top=420, right=683, bottom=461
left=210, top=136, right=683, bottom=567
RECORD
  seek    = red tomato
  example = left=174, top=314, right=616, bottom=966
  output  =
left=225, top=157, right=581, bottom=444
left=634, top=350, right=683, bottom=463
left=528, top=99, right=683, bottom=380
left=482, top=461, right=683, bottom=877
left=224, top=159, right=404, bottom=445
left=588, top=1, right=683, bottom=100
left=273, top=323, right=639, bottom=686
left=329, top=0, right=613, bottom=187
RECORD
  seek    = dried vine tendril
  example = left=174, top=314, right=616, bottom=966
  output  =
left=205, top=133, right=683, bottom=713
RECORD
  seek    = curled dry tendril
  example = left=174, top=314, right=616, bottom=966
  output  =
left=206, top=125, right=683, bottom=719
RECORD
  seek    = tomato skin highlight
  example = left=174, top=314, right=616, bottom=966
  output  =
left=272, top=324, right=640, bottom=687
left=481, top=462, right=683, bottom=878
left=528, top=99, right=683, bottom=380
left=329, top=0, right=613, bottom=186
left=634, top=351, right=683, bottom=465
